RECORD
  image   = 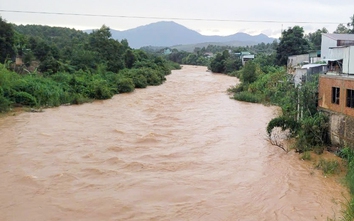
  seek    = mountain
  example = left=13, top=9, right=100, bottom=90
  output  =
left=109, top=21, right=275, bottom=49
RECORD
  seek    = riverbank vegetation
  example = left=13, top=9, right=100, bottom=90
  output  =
left=0, top=17, right=180, bottom=113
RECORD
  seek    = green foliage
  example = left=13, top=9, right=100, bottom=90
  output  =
left=116, top=77, right=135, bottom=93
left=210, top=52, right=225, bottom=73
left=305, top=28, right=328, bottom=50
left=124, top=49, right=137, bottom=68
left=0, top=18, right=178, bottom=112
left=266, top=116, right=299, bottom=136
left=0, top=17, right=16, bottom=63
left=12, top=91, right=37, bottom=106
left=300, top=151, right=312, bottom=161
left=253, top=53, right=277, bottom=72
left=224, top=57, right=242, bottom=74
left=276, top=26, right=310, bottom=66
left=339, top=147, right=354, bottom=163
left=339, top=147, right=354, bottom=193
left=315, top=158, right=340, bottom=175
left=233, top=91, right=261, bottom=103
left=119, top=69, right=148, bottom=88
left=209, top=50, right=242, bottom=74
left=39, top=56, right=60, bottom=74
left=168, top=50, right=189, bottom=64
left=87, top=25, right=125, bottom=73
left=88, top=79, right=114, bottom=99
left=240, top=61, right=257, bottom=84
left=0, top=87, right=12, bottom=112
left=295, top=113, right=329, bottom=152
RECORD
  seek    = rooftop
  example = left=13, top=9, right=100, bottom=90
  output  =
left=302, top=63, right=326, bottom=69
left=322, top=33, right=354, bottom=41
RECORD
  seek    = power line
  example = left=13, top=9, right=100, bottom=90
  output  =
left=0, top=9, right=343, bottom=25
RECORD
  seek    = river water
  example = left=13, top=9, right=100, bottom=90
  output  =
left=0, top=65, right=347, bottom=220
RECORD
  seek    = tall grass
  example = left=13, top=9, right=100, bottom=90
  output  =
left=337, top=147, right=354, bottom=220
left=315, top=158, right=340, bottom=175
left=233, top=91, right=261, bottom=103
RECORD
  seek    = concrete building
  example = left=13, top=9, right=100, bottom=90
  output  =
left=326, top=46, right=354, bottom=75
left=241, top=54, right=255, bottom=66
left=236, top=52, right=255, bottom=66
left=293, top=63, right=327, bottom=87
left=320, top=33, right=354, bottom=60
left=318, top=34, right=354, bottom=146
left=318, top=75, right=354, bottom=146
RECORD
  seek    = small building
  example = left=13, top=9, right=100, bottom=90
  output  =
left=238, top=52, right=254, bottom=66
left=163, top=48, right=172, bottom=55
left=293, top=63, right=327, bottom=87
left=287, top=54, right=310, bottom=75
left=204, top=52, right=214, bottom=58
left=320, top=33, right=354, bottom=60
left=241, top=54, right=255, bottom=66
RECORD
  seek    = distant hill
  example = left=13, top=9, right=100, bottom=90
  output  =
left=108, top=21, right=275, bottom=49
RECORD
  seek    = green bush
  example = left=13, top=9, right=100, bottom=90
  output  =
left=0, top=94, right=12, bottom=112
left=295, top=113, right=329, bottom=151
left=12, top=91, right=37, bottom=106
left=266, top=116, right=299, bottom=136
left=116, top=77, right=135, bottom=93
left=233, top=91, right=261, bottom=103
left=88, top=80, right=114, bottom=99
left=71, top=93, right=92, bottom=105
left=133, top=74, right=148, bottom=88
left=119, top=69, right=148, bottom=88
left=300, top=151, right=312, bottom=161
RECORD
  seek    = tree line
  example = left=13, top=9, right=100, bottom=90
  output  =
left=0, top=17, right=180, bottom=112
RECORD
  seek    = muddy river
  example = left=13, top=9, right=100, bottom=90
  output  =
left=0, top=65, right=347, bottom=220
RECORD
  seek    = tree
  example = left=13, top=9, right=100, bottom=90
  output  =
left=209, top=53, right=225, bottom=73
left=334, top=23, right=349, bottom=34
left=334, top=15, right=354, bottom=34
left=306, top=28, right=328, bottom=50
left=241, top=61, right=257, bottom=84
left=276, top=26, right=310, bottom=66
left=347, top=14, right=354, bottom=34
left=0, top=17, right=15, bottom=63
left=87, top=25, right=125, bottom=72
left=124, top=49, right=137, bottom=68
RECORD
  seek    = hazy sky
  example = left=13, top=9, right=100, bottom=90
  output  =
left=1, top=0, right=353, bottom=37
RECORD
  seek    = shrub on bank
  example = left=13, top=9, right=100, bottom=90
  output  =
left=116, top=77, right=135, bottom=93
left=233, top=91, right=261, bottom=103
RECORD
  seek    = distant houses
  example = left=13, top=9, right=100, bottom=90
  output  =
left=235, top=52, right=255, bottom=66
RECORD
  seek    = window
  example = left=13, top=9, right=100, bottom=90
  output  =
left=347, top=89, right=354, bottom=108
left=332, top=87, right=340, bottom=104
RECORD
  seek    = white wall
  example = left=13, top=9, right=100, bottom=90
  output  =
left=321, top=34, right=337, bottom=60
left=287, top=54, right=309, bottom=68
left=343, top=46, right=354, bottom=74
left=330, top=47, right=347, bottom=60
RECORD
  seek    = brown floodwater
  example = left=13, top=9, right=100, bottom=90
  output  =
left=0, top=65, right=347, bottom=220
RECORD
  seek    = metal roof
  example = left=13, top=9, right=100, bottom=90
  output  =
left=322, top=33, right=354, bottom=41
left=301, top=64, right=326, bottom=69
